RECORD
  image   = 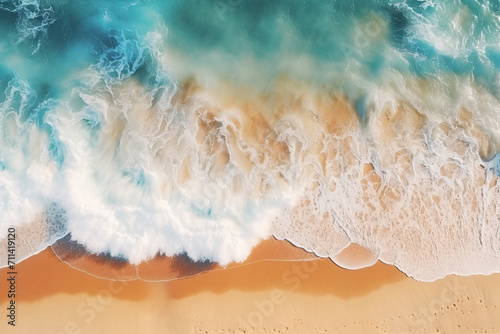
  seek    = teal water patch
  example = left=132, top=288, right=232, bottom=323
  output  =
left=354, top=96, right=367, bottom=120
left=94, top=29, right=149, bottom=85
left=366, top=54, right=386, bottom=78
left=0, top=75, right=65, bottom=167
left=486, top=46, right=500, bottom=69
left=190, top=202, right=213, bottom=219
left=386, top=4, right=409, bottom=48
left=165, top=0, right=383, bottom=67
left=0, top=0, right=59, bottom=53
left=28, top=97, right=65, bottom=167
left=81, top=109, right=102, bottom=132
left=1, top=77, right=38, bottom=126
left=489, top=153, right=500, bottom=177
left=0, top=66, right=14, bottom=94
left=441, top=55, right=473, bottom=75
left=122, top=168, right=148, bottom=187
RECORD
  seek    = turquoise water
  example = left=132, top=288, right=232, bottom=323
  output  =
left=1, top=0, right=500, bottom=281
left=1, top=0, right=499, bottom=114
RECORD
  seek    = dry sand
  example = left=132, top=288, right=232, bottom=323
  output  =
left=1, top=239, right=500, bottom=334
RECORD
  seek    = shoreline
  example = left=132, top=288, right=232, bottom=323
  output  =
left=1, top=241, right=500, bottom=333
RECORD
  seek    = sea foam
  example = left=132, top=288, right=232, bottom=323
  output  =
left=1, top=0, right=500, bottom=282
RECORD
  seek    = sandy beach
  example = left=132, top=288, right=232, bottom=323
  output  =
left=3, top=1, right=500, bottom=333
left=1, top=238, right=499, bottom=334
left=2, top=80, right=498, bottom=334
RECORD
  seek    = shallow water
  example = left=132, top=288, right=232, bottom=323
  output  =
left=1, top=0, right=500, bottom=281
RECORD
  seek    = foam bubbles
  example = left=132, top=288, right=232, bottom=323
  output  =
left=274, top=75, right=500, bottom=281
left=3, top=0, right=500, bottom=283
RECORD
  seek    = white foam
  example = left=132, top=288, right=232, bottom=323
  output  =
left=274, top=74, right=500, bottom=281
left=43, top=76, right=301, bottom=266
left=0, top=79, right=68, bottom=266
left=2, top=30, right=500, bottom=283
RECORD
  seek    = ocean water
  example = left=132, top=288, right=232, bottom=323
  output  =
left=1, top=0, right=500, bottom=281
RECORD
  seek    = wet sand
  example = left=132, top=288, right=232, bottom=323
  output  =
left=1, top=240, right=500, bottom=334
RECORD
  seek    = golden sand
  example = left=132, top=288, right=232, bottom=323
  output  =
left=1, top=240, right=500, bottom=334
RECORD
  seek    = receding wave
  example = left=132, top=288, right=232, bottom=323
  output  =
left=50, top=235, right=317, bottom=282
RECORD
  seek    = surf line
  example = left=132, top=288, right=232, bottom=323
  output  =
left=6, top=227, right=16, bottom=327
